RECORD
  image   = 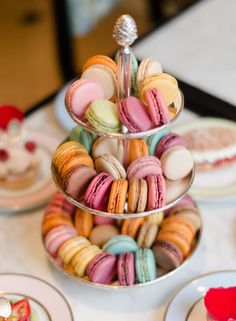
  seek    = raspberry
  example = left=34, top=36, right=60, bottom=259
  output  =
left=0, top=148, right=9, bottom=161
left=25, top=141, right=37, bottom=153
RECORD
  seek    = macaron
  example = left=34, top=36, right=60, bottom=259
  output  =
left=92, top=137, right=124, bottom=164
left=152, top=240, right=183, bottom=270
left=84, top=173, right=113, bottom=210
left=125, top=139, right=149, bottom=167
left=145, top=212, right=164, bottom=226
left=42, top=213, right=74, bottom=235
left=45, top=192, right=75, bottom=216
left=81, top=55, right=117, bottom=100
left=161, top=146, right=194, bottom=181
left=107, top=179, right=128, bottom=214
left=168, top=205, right=201, bottom=231
left=72, top=244, right=102, bottom=277
left=86, top=99, right=121, bottom=133
left=135, top=248, right=156, bottom=283
left=95, top=154, right=126, bottom=179
left=160, top=215, right=196, bottom=237
left=61, top=165, right=97, bottom=201
left=89, top=224, right=119, bottom=247
left=140, top=73, right=178, bottom=106
left=65, top=79, right=104, bottom=118
left=74, top=208, right=94, bottom=237
left=118, top=96, right=152, bottom=133
left=146, top=174, right=166, bottom=210
left=137, top=222, right=158, bottom=248
left=93, top=215, right=115, bottom=225
left=128, top=178, right=148, bottom=213
left=145, top=87, right=169, bottom=126
left=58, top=236, right=91, bottom=264
left=103, top=235, right=139, bottom=255
left=164, top=195, right=196, bottom=216
left=155, top=132, right=188, bottom=159
left=127, top=156, right=162, bottom=179
left=44, top=225, right=78, bottom=256
left=117, top=252, right=135, bottom=286
left=69, top=125, right=96, bottom=153
left=165, top=176, right=190, bottom=204
left=121, top=218, right=145, bottom=239
left=86, top=252, right=117, bottom=285
left=137, top=58, right=163, bottom=91
left=147, top=128, right=169, bottom=155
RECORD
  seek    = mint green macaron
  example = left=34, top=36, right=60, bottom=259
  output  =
left=103, top=235, right=139, bottom=255
left=86, top=99, right=121, bottom=133
left=147, top=128, right=170, bottom=155
left=69, top=125, right=96, bottom=153
left=135, top=248, right=156, bottom=283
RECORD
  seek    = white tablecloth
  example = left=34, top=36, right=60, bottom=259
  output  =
left=1, top=102, right=236, bottom=321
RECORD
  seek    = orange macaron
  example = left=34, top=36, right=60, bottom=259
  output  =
left=74, top=208, right=94, bottom=237
left=107, top=179, right=128, bottom=214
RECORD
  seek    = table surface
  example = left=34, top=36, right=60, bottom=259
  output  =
left=133, top=0, right=236, bottom=107
left=1, top=102, right=236, bottom=321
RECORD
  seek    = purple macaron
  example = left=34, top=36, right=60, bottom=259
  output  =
left=127, top=156, right=162, bottom=179
left=146, top=174, right=166, bottom=210
left=155, top=132, right=188, bottom=159
left=117, top=252, right=135, bottom=286
left=86, top=252, right=117, bottom=284
left=145, top=88, right=169, bottom=126
left=84, top=172, right=113, bottom=210
left=118, top=96, right=152, bottom=132
left=152, top=240, right=183, bottom=270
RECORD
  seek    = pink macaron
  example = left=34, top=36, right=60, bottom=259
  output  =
left=155, top=132, right=188, bottom=159
left=86, top=252, right=117, bottom=284
left=146, top=174, right=166, bottom=210
left=145, top=88, right=169, bottom=126
left=117, top=252, right=135, bottom=286
left=65, top=79, right=104, bottom=119
left=45, top=192, right=75, bottom=216
left=165, top=195, right=197, bottom=216
left=44, top=225, right=78, bottom=257
left=118, top=96, right=152, bottom=132
left=84, top=172, right=113, bottom=210
left=127, top=156, right=162, bottom=179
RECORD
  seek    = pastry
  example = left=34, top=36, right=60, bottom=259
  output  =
left=145, top=87, right=169, bottom=126
left=152, top=240, right=183, bottom=270
left=92, top=137, right=124, bottom=164
left=69, top=125, right=97, bottom=153
left=155, top=132, right=188, bottom=158
left=86, top=252, right=117, bottom=285
left=65, top=79, right=104, bottom=118
left=121, top=217, right=145, bottom=238
left=128, top=178, right=148, bottom=213
left=137, top=221, right=158, bottom=248
left=86, top=100, right=121, bottom=132
left=125, top=139, right=148, bottom=167
left=74, top=208, right=94, bottom=237
left=146, top=174, right=166, bottom=210
left=135, top=248, right=156, bottom=283
left=89, top=224, right=119, bottom=247
left=127, top=155, right=162, bottom=179
left=102, top=235, right=138, bottom=255
left=107, top=179, right=128, bottom=214
left=136, top=57, right=163, bottom=91
left=117, top=252, right=135, bottom=286
left=95, top=154, right=126, bottom=179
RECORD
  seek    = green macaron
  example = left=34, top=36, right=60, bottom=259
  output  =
left=135, top=248, right=156, bottom=283
left=147, top=128, right=170, bottom=155
left=69, top=125, right=96, bottom=153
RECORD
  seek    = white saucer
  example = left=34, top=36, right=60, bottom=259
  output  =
left=0, top=129, right=60, bottom=213
left=54, top=83, right=76, bottom=132
left=0, top=273, right=73, bottom=320
left=164, top=270, right=236, bottom=321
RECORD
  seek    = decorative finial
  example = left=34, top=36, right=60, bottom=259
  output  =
left=113, top=15, right=138, bottom=47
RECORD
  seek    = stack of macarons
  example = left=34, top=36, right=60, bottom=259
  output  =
left=65, top=54, right=182, bottom=134
left=42, top=192, right=201, bottom=287
left=52, top=128, right=194, bottom=214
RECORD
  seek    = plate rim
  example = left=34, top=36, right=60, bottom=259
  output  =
left=164, top=269, right=236, bottom=321
left=0, top=272, right=74, bottom=321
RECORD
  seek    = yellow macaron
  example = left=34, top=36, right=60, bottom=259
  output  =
left=58, top=236, right=91, bottom=264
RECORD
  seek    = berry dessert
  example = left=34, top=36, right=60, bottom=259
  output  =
left=0, top=106, right=40, bottom=189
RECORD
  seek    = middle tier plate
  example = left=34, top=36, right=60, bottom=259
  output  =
left=52, top=165, right=195, bottom=219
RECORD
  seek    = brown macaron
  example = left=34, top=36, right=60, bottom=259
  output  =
left=137, top=221, right=158, bottom=248
left=89, top=224, right=119, bottom=247
left=121, top=217, right=145, bottom=239
left=128, top=178, right=147, bottom=213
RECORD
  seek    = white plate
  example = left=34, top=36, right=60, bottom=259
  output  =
left=164, top=270, right=236, bottom=321
left=54, top=83, right=76, bottom=132
left=174, top=118, right=236, bottom=201
left=0, top=273, right=73, bottom=320
left=0, top=130, right=59, bottom=213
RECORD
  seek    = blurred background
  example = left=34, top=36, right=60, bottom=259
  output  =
left=0, top=0, right=197, bottom=111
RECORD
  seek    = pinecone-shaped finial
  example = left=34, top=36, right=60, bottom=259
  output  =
left=113, top=15, right=138, bottom=46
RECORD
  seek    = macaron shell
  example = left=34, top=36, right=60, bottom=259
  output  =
left=137, top=222, right=158, bottom=248
left=82, top=55, right=118, bottom=75
left=146, top=174, right=166, bottom=210
left=160, top=222, right=194, bottom=244
left=126, top=139, right=149, bottom=167
left=42, top=215, right=73, bottom=235
left=65, top=79, right=104, bottom=118
left=121, top=217, right=145, bottom=238
left=128, top=178, right=148, bottom=213
left=160, top=215, right=196, bottom=236
left=92, top=137, right=124, bottom=164
left=147, top=128, right=170, bottom=155
left=145, top=87, right=169, bottom=126
left=86, top=252, right=117, bottom=285
left=89, top=224, right=119, bottom=247
left=58, top=236, right=91, bottom=264
left=102, top=235, right=139, bottom=255
left=107, top=179, right=128, bottom=214
left=118, top=252, right=135, bottom=286
left=155, top=132, right=188, bottom=159
left=152, top=240, right=183, bottom=270
left=140, top=73, right=178, bottom=106
left=81, top=65, right=116, bottom=100
left=127, top=156, right=162, bottom=179
left=145, top=212, right=164, bottom=225
left=161, top=146, right=193, bottom=181
left=137, top=58, right=163, bottom=90
left=95, top=154, right=126, bottom=179
left=176, top=211, right=201, bottom=231
left=135, top=248, right=156, bottom=283
left=93, top=215, right=115, bottom=225
left=74, top=208, right=94, bottom=237
left=86, top=99, right=121, bottom=132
